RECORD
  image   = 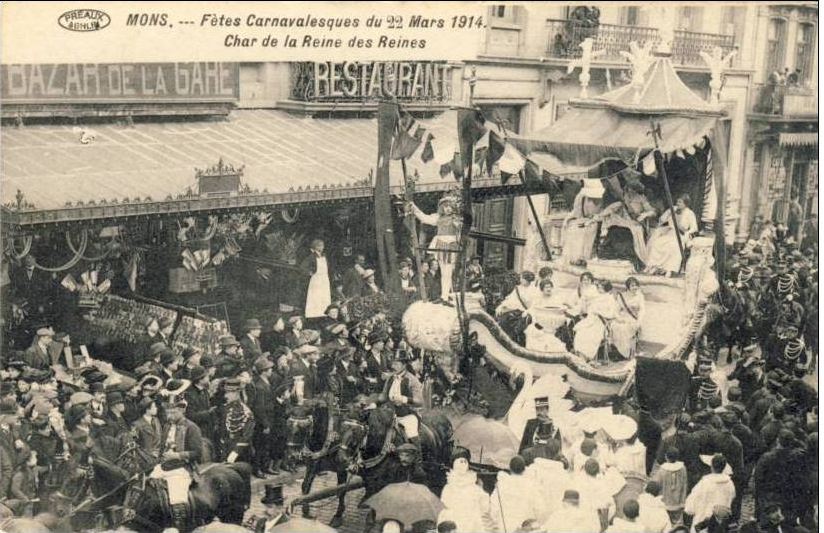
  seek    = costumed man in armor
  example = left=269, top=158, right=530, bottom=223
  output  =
left=407, top=191, right=462, bottom=302
left=380, top=353, right=424, bottom=453
left=561, top=179, right=605, bottom=267
left=598, top=178, right=657, bottom=271
left=153, top=397, right=203, bottom=531
left=217, top=377, right=255, bottom=463
left=248, top=483, right=289, bottom=532
left=300, top=239, right=332, bottom=323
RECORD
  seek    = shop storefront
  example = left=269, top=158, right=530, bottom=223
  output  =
left=2, top=60, right=524, bottom=358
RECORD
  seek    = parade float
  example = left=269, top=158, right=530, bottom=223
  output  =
left=401, top=23, right=730, bottom=407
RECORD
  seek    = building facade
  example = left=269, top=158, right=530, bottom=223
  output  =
left=465, top=3, right=817, bottom=271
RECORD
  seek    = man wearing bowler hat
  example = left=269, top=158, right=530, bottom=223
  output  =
left=215, top=335, right=244, bottom=379
left=248, top=356, right=277, bottom=477
left=380, top=352, right=424, bottom=452
left=240, top=318, right=264, bottom=365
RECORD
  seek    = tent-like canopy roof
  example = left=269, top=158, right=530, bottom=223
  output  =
left=509, top=55, right=726, bottom=170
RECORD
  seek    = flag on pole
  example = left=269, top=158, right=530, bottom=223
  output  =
left=457, top=108, right=487, bottom=172
left=498, top=144, right=527, bottom=179
left=487, top=130, right=507, bottom=177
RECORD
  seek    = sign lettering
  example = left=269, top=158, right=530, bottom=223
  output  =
left=1, top=63, right=239, bottom=102
left=292, top=61, right=456, bottom=102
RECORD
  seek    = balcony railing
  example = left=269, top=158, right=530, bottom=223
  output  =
left=546, top=19, right=737, bottom=67
left=752, top=83, right=818, bottom=116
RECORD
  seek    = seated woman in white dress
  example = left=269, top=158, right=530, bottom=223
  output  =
left=525, top=280, right=570, bottom=353
left=496, top=271, right=541, bottom=346
left=557, top=271, right=599, bottom=350
left=573, top=280, right=620, bottom=362
left=611, top=277, right=645, bottom=359
left=644, top=194, right=698, bottom=276
left=561, top=179, right=604, bottom=267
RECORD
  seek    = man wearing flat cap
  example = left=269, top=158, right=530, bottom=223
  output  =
left=247, top=356, right=277, bottom=477
left=240, top=318, right=264, bottom=366
left=24, top=327, right=54, bottom=370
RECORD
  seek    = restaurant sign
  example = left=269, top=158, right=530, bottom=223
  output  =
left=2, top=63, right=239, bottom=102
left=291, top=61, right=457, bottom=102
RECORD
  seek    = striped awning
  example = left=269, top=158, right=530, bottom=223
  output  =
left=778, top=132, right=818, bottom=147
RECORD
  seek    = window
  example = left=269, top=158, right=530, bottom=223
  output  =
left=795, top=23, right=815, bottom=83
left=721, top=7, right=744, bottom=45
left=766, top=18, right=787, bottom=76
left=490, top=5, right=516, bottom=23
left=621, top=7, right=640, bottom=26
left=677, top=7, right=702, bottom=32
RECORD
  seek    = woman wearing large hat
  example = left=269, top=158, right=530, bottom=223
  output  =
left=561, top=179, right=605, bottom=267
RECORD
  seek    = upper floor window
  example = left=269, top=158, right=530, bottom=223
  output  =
left=491, top=5, right=517, bottom=23
left=621, top=7, right=640, bottom=26
left=795, top=23, right=816, bottom=84
left=766, top=18, right=787, bottom=76
left=721, top=6, right=745, bottom=45
left=678, top=6, right=702, bottom=32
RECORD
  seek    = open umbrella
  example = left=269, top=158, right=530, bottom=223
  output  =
left=364, top=482, right=445, bottom=527
left=268, top=516, right=337, bottom=533
left=453, top=414, right=520, bottom=469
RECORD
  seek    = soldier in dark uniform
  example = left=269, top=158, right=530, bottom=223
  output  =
left=216, top=378, right=254, bottom=463
left=519, top=397, right=562, bottom=456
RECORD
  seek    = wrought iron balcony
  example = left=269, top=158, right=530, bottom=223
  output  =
left=545, top=19, right=737, bottom=67
left=752, top=82, right=817, bottom=117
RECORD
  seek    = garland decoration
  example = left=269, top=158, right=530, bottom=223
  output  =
left=7, top=235, right=33, bottom=260
left=65, top=231, right=112, bottom=262
left=31, top=230, right=89, bottom=272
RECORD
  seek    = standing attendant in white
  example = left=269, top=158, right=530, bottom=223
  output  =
left=301, top=239, right=331, bottom=319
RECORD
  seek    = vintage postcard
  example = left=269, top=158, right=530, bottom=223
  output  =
left=0, top=2, right=818, bottom=532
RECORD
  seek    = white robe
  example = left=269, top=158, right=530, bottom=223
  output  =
left=683, top=473, right=735, bottom=526
left=637, top=493, right=671, bottom=533
left=439, top=469, right=490, bottom=533
left=543, top=503, right=601, bottom=533
left=490, top=472, right=541, bottom=532
left=305, top=255, right=331, bottom=318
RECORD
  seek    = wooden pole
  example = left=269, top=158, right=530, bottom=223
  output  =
left=648, top=120, right=686, bottom=269
left=374, top=103, right=399, bottom=293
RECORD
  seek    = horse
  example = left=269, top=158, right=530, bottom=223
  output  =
left=702, top=282, right=749, bottom=360
left=52, top=434, right=252, bottom=532
left=337, top=403, right=453, bottom=503
left=288, top=396, right=359, bottom=528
